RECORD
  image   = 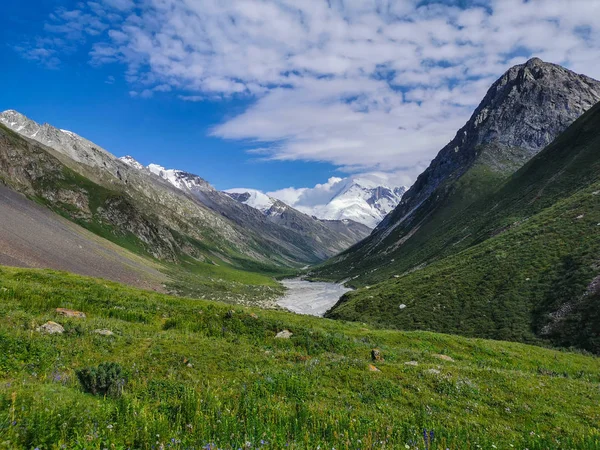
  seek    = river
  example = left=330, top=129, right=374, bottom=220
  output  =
left=276, top=278, right=352, bottom=317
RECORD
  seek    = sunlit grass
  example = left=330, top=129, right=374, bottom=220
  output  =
left=0, top=266, right=599, bottom=449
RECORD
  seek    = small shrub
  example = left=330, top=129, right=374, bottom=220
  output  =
left=76, top=362, right=127, bottom=397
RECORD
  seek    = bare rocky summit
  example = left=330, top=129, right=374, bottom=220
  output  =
left=377, top=58, right=600, bottom=233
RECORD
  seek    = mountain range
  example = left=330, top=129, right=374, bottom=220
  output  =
left=227, top=175, right=408, bottom=228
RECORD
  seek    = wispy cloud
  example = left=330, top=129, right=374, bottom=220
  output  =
left=18, top=0, right=600, bottom=182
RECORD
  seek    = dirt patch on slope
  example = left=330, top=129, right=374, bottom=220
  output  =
left=0, top=185, right=166, bottom=291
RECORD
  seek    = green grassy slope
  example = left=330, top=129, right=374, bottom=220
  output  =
left=324, top=103, right=600, bottom=353
left=0, top=266, right=599, bottom=449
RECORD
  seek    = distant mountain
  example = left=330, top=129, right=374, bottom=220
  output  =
left=225, top=188, right=277, bottom=213
left=300, top=175, right=407, bottom=228
left=228, top=175, right=408, bottom=228
left=121, top=158, right=371, bottom=261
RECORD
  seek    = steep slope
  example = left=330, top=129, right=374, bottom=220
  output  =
left=139, top=162, right=370, bottom=261
left=326, top=100, right=600, bottom=353
left=0, top=123, right=289, bottom=304
left=315, top=58, right=600, bottom=283
left=0, top=120, right=271, bottom=267
left=0, top=184, right=166, bottom=290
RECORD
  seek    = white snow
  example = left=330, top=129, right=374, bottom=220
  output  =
left=147, top=163, right=210, bottom=192
left=224, top=188, right=277, bottom=212
left=119, top=155, right=145, bottom=171
left=230, top=174, right=408, bottom=228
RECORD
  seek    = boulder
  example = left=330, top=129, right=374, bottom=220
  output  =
left=56, top=308, right=86, bottom=319
left=275, top=329, right=293, bottom=339
left=371, top=349, right=384, bottom=362
left=36, top=321, right=65, bottom=334
left=433, top=354, right=454, bottom=362
left=404, top=361, right=419, bottom=366
left=93, top=329, right=114, bottom=336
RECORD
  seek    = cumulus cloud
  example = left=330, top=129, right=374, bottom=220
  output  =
left=20, top=0, right=600, bottom=182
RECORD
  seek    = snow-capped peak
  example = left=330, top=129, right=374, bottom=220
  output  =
left=224, top=188, right=277, bottom=213
left=230, top=174, right=409, bottom=228
left=119, top=155, right=145, bottom=171
left=147, top=163, right=212, bottom=192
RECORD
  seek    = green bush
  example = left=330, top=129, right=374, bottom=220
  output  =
left=75, top=362, right=127, bottom=397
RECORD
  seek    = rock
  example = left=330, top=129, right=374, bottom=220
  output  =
left=368, top=364, right=380, bottom=372
left=371, top=349, right=384, bottom=362
left=93, top=329, right=114, bottom=336
left=427, top=368, right=441, bottom=375
left=36, top=321, right=65, bottom=334
left=576, top=214, right=585, bottom=219
left=249, top=313, right=258, bottom=319
left=399, top=304, right=407, bottom=309
left=275, top=329, right=293, bottom=339
left=56, top=308, right=86, bottom=319
left=433, top=354, right=454, bottom=362
left=404, top=361, right=419, bottom=366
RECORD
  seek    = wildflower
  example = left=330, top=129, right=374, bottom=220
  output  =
left=107, top=424, right=113, bottom=430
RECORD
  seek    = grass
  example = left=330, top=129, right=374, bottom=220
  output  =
left=0, top=266, right=599, bottom=449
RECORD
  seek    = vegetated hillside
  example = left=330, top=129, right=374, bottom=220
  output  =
left=0, top=266, right=599, bottom=449
left=314, top=58, right=600, bottom=283
left=0, top=123, right=290, bottom=305
left=0, top=121, right=289, bottom=267
left=325, top=101, right=600, bottom=353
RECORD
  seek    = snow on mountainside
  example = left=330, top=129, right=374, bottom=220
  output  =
left=224, top=188, right=277, bottom=213
left=231, top=174, right=408, bottom=228
left=119, top=155, right=145, bottom=171
left=119, top=157, right=214, bottom=192
left=300, top=175, right=407, bottom=228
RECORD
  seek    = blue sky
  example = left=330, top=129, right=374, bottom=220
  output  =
left=2, top=0, right=600, bottom=193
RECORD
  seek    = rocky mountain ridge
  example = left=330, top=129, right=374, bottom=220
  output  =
left=377, top=57, right=600, bottom=233
left=228, top=175, right=408, bottom=228
left=120, top=157, right=372, bottom=260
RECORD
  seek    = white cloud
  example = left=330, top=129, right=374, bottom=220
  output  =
left=21, top=0, right=600, bottom=182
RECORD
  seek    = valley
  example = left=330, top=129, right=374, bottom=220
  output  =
left=1, top=31, right=600, bottom=449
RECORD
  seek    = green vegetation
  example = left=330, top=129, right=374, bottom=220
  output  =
left=0, top=266, right=599, bottom=449
left=320, top=101, right=600, bottom=353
